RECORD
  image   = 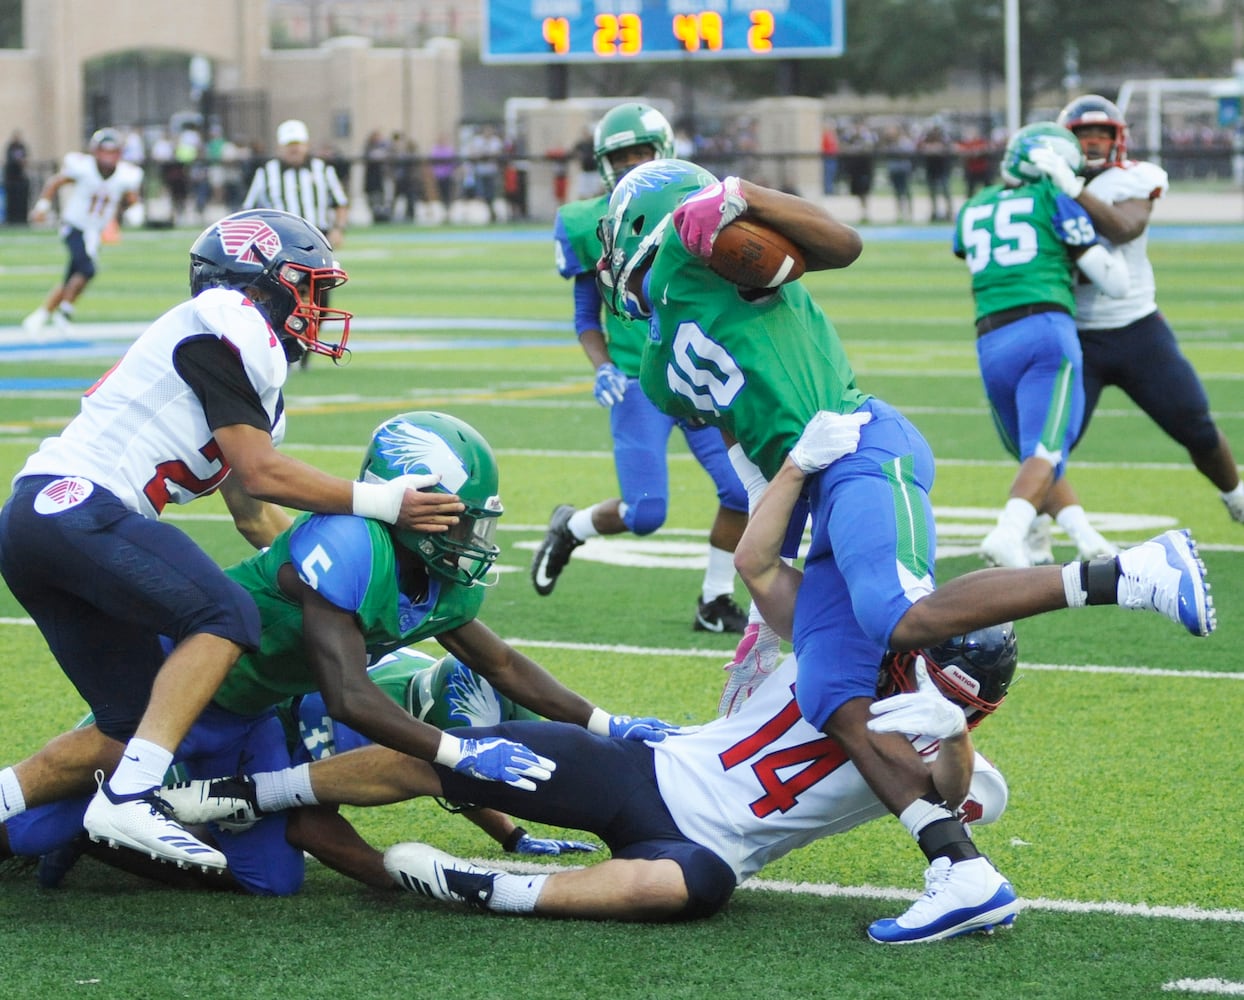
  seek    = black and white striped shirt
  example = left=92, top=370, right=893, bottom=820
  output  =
left=242, top=157, right=348, bottom=233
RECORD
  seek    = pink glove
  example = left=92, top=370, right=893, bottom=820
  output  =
left=672, top=176, right=747, bottom=258
left=718, top=622, right=781, bottom=716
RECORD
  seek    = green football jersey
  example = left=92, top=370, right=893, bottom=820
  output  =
left=638, top=234, right=870, bottom=480
left=554, top=195, right=647, bottom=376
left=954, top=179, right=1090, bottom=321
left=213, top=513, right=485, bottom=717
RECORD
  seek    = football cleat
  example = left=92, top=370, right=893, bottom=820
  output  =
left=1115, top=528, right=1215, bottom=637
left=160, top=776, right=262, bottom=831
left=695, top=593, right=749, bottom=634
left=979, top=524, right=1030, bottom=569
left=384, top=842, right=498, bottom=908
left=530, top=504, right=582, bottom=596
left=867, top=856, right=1020, bottom=944
left=20, top=308, right=49, bottom=341
left=1222, top=490, right=1244, bottom=525
left=1073, top=526, right=1118, bottom=561
left=1023, top=514, right=1055, bottom=566
left=83, top=773, right=226, bottom=872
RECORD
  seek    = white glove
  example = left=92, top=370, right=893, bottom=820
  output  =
left=1028, top=146, right=1085, bottom=198
left=351, top=473, right=442, bottom=524
left=867, top=655, right=967, bottom=740
left=788, top=410, right=873, bottom=474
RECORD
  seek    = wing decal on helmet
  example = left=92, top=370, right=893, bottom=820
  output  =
left=217, top=218, right=283, bottom=265
left=374, top=423, right=469, bottom=492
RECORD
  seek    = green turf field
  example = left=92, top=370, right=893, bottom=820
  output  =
left=0, top=220, right=1241, bottom=999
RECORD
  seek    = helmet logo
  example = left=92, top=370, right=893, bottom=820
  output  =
left=376, top=423, right=470, bottom=491
left=217, top=218, right=283, bottom=265
left=616, top=159, right=701, bottom=196
left=940, top=664, right=982, bottom=698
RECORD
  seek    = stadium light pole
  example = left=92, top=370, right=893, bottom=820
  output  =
left=1005, top=0, right=1020, bottom=134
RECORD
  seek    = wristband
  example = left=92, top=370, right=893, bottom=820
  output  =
left=502, top=826, right=529, bottom=853
left=433, top=731, right=464, bottom=768
left=351, top=479, right=402, bottom=524
left=587, top=707, right=612, bottom=736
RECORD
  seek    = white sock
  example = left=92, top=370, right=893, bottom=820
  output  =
left=997, top=497, right=1036, bottom=536
left=487, top=871, right=548, bottom=913
left=1221, top=483, right=1244, bottom=504
left=57, top=302, right=74, bottom=318
left=702, top=545, right=737, bottom=603
left=1055, top=504, right=1098, bottom=543
left=108, top=738, right=174, bottom=796
left=0, top=766, right=27, bottom=821
left=253, top=764, right=317, bottom=812
left=567, top=507, right=599, bottom=541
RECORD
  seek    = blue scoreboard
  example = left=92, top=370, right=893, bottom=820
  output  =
left=482, top=0, right=845, bottom=64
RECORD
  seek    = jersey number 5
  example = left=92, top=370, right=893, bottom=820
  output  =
left=960, top=197, right=1038, bottom=274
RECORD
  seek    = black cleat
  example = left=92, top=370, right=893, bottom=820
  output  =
left=530, top=504, right=583, bottom=596
left=694, top=594, right=749, bottom=634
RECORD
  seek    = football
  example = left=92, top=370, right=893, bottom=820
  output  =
left=707, top=219, right=806, bottom=289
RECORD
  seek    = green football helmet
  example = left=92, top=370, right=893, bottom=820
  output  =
left=999, top=122, right=1084, bottom=187
left=596, top=158, right=718, bottom=320
left=359, top=411, right=503, bottom=586
left=593, top=103, right=676, bottom=190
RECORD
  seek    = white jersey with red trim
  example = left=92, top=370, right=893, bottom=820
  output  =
left=651, top=654, right=1006, bottom=883
left=1074, top=159, right=1168, bottom=330
left=16, top=288, right=287, bottom=519
left=58, top=151, right=144, bottom=243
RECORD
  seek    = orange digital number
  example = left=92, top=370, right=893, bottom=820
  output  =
left=594, top=12, right=642, bottom=56
left=672, top=12, right=723, bottom=52
left=542, top=16, right=570, bottom=54
left=748, top=9, right=775, bottom=52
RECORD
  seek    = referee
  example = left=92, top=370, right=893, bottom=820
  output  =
left=243, top=119, right=349, bottom=366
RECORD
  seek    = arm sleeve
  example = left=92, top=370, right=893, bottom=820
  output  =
left=172, top=335, right=272, bottom=433
left=1074, top=244, right=1131, bottom=298
left=572, top=274, right=604, bottom=338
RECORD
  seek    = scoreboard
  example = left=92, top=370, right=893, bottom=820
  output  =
left=482, top=1, right=844, bottom=63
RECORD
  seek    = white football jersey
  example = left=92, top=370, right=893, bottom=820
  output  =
left=57, top=152, right=144, bottom=249
left=651, top=654, right=1006, bottom=884
left=17, top=288, right=287, bottom=519
left=1074, top=159, right=1168, bottom=329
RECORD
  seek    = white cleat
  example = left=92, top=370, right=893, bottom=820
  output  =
left=83, top=773, right=226, bottom=872
left=868, top=856, right=1020, bottom=944
left=1024, top=514, right=1055, bottom=566
left=980, top=524, right=1030, bottom=568
left=384, top=842, right=499, bottom=908
left=160, top=776, right=261, bottom=831
left=1115, top=528, right=1215, bottom=637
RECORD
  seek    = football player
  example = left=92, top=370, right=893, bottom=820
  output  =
left=534, top=102, right=751, bottom=637
left=1026, top=94, right=1244, bottom=531
left=2, top=411, right=667, bottom=892
left=954, top=122, right=1129, bottom=568
left=591, top=159, right=1214, bottom=941
left=22, top=128, right=145, bottom=337
left=0, top=215, right=465, bottom=872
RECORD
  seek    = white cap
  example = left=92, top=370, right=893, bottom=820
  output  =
left=276, top=119, right=310, bottom=145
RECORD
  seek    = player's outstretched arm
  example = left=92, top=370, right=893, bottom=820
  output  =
left=214, top=422, right=464, bottom=533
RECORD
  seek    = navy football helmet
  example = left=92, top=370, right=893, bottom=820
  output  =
left=1057, top=94, right=1128, bottom=173
left=189, top=209, right=351, bottom=362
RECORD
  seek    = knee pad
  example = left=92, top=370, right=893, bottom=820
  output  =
left=624, top=496, right=667, bottom=536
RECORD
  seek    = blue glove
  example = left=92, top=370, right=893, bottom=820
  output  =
left=451, top=737, right=556, bottom=792
left=593, top=363, right=628, bottom=407
left=608, top=715, right=679, bottom=743
left=509, top=831, right=599, bottom=856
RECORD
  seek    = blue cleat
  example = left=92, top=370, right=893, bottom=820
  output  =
left=1116, top=529, right=1215, bottom=637
left=868, top=857, right=1020, bottom=945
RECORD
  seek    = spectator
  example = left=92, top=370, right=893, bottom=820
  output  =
left=430, top=134, right=457, bottom=217
left=390, top=134, right=425, bottom=222
left=4, top=129, right=29, bottom=225
left=882, top=124, right=915, bottom=223
left=958, top=125, right=996, bottom=199
left=840, top=121, right=877, bottom=223
left=821, top=119, right=839, bottom=195
left=363, top=129, right=391, bottom=222
left=919, top=123, right=954, bottom=222
left=572, top=127, right=598, bottom=199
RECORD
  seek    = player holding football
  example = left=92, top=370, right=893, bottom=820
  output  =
left=2, top=411, right=669, bottom=890
left=22, top=128, right=144, bottom=337
left=1026, top=94, right=1244, bottom=530
left=591, top=158, right=1214, bottom=941
left=954, top=122, right=1129, bottom=568
left=0, top=212, right=465, bottom=872
left=165, top=416, right=1021, bottom=937
left=534, top=102, right=751, bottom=636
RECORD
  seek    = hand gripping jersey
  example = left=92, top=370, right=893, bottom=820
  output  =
left=650, top=654, right=1007, bottom=883
left=954, top=179, right=1101, bottom=321
left=212, top=512, right=485, bottom=716
left=15, top=288, right=286, bottom=518
left=553, top=195, right=647, bottom=376
left=286, top=646, right=539, bottom=762
left=57, top=150, right=144, bottom=241
left=1074, top=160, right=1168, bottom=329
left=638, top=235, right=869, bottom=480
